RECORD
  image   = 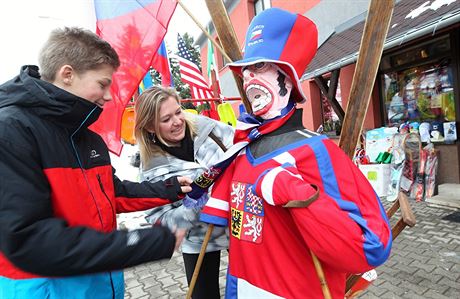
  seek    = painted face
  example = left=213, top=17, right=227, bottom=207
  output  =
left=242, top=62, right=293, bottom=120
left=156, top=96, right=186, bottom=145
left=65, top=65, right=114, bottom=108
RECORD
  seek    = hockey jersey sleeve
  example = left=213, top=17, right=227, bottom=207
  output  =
left=258, top=136, right=392, bottom=274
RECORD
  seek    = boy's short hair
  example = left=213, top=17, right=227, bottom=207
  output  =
left=38, top=27, right=120, bottom=82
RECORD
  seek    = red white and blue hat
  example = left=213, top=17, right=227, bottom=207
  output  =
left=228, top=8, right=318, bottom=103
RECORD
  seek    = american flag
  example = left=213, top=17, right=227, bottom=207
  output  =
left=176, top=34, right=214, bottom=100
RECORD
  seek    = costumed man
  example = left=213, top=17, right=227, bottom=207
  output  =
left=193, top=8, right=392, bottom=299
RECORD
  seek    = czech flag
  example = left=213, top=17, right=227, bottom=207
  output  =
left=91, top=0, right=177, bottom=155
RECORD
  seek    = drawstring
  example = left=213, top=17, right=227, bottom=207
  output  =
left=70, top=106, right=104, bottom=229
left=70, top=106, right=98, bottom=168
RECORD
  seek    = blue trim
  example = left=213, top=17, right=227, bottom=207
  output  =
left=277, top=101, right=295, bottom=118
left=308, top=138, right=392, bottom=266
left=94, top=0, right=158, bottom=20
left=199, top=214, right=228, bottom=227
left=70, top=106, right=98, bottom=169
left=0, top=271, right=124, bottom=299
left=247, top=135, right=327, bottom=165
left=251, top=167, right=273, bottom=197
left=225, top=273, right=238, bottom=299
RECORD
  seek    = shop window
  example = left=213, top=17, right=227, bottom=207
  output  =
left=381, top=35, right=456, bottom=129
left=320, top=81, right=342, bottom=136
left=382, top=62, right=455, bottom=126
left=254, top=0, right=271, bottom=15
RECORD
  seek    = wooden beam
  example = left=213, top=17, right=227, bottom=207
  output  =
left=338, top=0, right=395, bottom=158
left=176, top=0, right=232, bottom=62
left=314, top=71, right=345, bottom=122
left=204, top=0, right=252, bottom=113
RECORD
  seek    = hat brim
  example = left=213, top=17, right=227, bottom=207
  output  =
left=228, top=58, right=307, bottom=103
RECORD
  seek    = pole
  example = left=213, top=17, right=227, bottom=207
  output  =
left=176, top=0, right=232, bottom=63
left=185, top=224, right=214, bottom=299
left=338, top=0, right=395, bottom=158
left=204, top=0, right=251, bottom=113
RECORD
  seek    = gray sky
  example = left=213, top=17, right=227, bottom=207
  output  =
left=0, top=0, right=210, bottom=83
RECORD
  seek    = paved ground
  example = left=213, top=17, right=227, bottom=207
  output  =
left=122, top=199, right=460, bottom=299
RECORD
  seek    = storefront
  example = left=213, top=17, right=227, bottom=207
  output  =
left=301, top=0, right=460, bottom=186
left=379, top=31, right=460, bottom=184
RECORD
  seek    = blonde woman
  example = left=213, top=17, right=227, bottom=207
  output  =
left=135, top=86, right=234, bottom=299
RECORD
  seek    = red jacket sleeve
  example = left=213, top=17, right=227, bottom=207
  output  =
left=290, top=138, right=392, bottom=273
left=263, top=137, right=392, bottom=274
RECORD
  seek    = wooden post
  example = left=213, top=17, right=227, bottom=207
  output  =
left=204, top=0, right=251, bottom=113
left=338, top=0, right=395, bottom=158
left=176, top=0, right=231, bottom=62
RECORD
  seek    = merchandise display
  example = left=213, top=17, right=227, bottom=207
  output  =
left=382, top=62, right=456, bottom=145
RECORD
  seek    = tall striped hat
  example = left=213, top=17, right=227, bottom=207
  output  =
left=228, top=8, right=318, bottom=102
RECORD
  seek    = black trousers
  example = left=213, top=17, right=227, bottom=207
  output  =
left=183, top=251, right=221, bottom=299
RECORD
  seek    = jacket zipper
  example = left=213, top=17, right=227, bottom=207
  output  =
left=97, top=174, right=116, bottom=229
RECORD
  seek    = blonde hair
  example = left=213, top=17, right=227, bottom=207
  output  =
left=134, top=86, right=195, bottom=167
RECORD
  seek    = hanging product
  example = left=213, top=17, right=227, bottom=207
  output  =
left=399, top=133, right=422, bottom=198
left=386, top=133, right=408, bottom=202
left=424, top=144, right=439, bottom=198
left=414, top=146, right=427, bottom=202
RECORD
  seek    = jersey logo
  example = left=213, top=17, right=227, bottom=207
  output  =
left=230, top=181, right=264, bottom=243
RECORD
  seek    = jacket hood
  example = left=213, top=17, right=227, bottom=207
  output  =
left=0, top=65, right=102, bottom=129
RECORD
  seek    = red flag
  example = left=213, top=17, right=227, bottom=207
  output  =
left=92, top=0, right=177, bottom=155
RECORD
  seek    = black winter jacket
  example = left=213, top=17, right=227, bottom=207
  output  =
left=0, top=66, right=181, bottom=281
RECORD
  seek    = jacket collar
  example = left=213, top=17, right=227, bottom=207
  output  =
left=1, top=65, right=102, bottom=130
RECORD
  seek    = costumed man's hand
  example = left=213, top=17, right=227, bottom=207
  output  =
left=252, top=163, right=319, bottom=207
left=177, top=176, right=193, bottom=193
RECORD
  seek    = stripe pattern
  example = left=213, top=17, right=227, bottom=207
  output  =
left=177, top=34, right=214, bottom=101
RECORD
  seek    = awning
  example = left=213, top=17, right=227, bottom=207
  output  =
left=301, top=0, right=460, bottom=81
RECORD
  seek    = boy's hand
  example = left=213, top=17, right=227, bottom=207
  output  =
left=177, top=176, right=192, bottom=193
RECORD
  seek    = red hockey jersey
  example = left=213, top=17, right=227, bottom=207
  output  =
left=200, top=134, right=392, bottom=298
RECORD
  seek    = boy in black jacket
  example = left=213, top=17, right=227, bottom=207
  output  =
left=0, top=27, right=191, bottom=299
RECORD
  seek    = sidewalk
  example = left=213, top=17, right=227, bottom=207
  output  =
left=123, top=200, right=460, bottom=299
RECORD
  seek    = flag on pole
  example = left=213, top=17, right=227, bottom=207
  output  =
left=91, top=0, right=177, bottom=155
left=151, top=40, right=174, bottom=87
left=176, top=34, right=214, bottom=101
left=139, top=41, right=173, bottom=94
left=207, top=33, right=221, bottom=96
left=138, top=68, right=154, bottom=94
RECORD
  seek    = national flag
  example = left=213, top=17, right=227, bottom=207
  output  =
left=176, top=34, right=214, bottom=101
left=138, top=68, right=154, bottom=94
left=207, top=32, right=221, bottom=96
left=151, top=40, right=174, bottom=87
left=139, top=41, right=173, bottom=94
left=250, top=29, right=262, bottom=41
left=91, top=0, right=177, bottom=155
